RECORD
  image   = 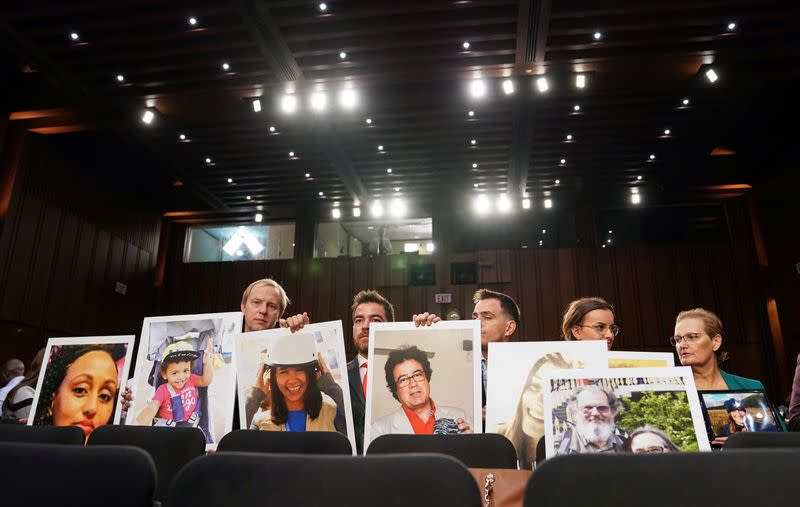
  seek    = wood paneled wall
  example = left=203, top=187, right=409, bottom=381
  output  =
left=0, top=132, right=161, bottom=361
left=160, top=223, right=778, bottom=394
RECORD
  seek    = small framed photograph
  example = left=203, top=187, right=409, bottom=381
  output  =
left=364, top=321, right=481, bottom=451
left=698, top=389, right=784, bottom=442
left=28, top=336, right=136, bottom=440
left=542, top=366, right=710, bottom=458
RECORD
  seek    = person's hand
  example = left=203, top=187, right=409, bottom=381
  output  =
left=456, top=417, right=472, bottom=434
left=203, top=338, right=214, bottom=364
left=121, top=386, right=133, bottom=412
left=18, top=418, right=27, bottom=424
left=412, top=312, right=441, bottom=327
left=279, top=312, right=310, bottom=332
left=711, top=436, right=728, bottom=446
left=317, top=351, right=330, bottom=376
left=482, top=405, right=486, bottom=420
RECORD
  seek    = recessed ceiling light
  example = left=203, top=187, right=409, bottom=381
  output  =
left=542, top=229, right=546, bottom=234
left=575, top=74, right=586, bottom=88
left=246, top=195, right=251, bottom=200
left=116, top=74, right=125, bottom=82
left=522, top=198, right=531, bottom=209
left=205, top=157, right=212, bottom=164
left=573, top=104, right=581, bottom=111
left=353, top=207, right=361, bottom=217
left=386, top=168, right=392, bottom=173
left=69, top=32, right=80, bottom=41
left=472, top=163, right=478, bottom=168
left=332, top=208, right=341, bottom=219
left=502, top=79, right=514, bottom=94
left=565, top=134, right=573, bottom=141
left=544, top=198, right=553, bottom=209
left=305, top=173, right=311, bottom=178
left=319, top=3, right=327, bottom=11
left=608, top=230, right=613, bottom=234
left=250, top=99, right=261, bottom=113
left=631, top=194, right=641, bottom=204
left=555, top=179, right=560, bottom=185
left=339, top=51, right=347, bottom=59
left=366, top=118, right=372, bottom=124
left=179, top=134, right=186, bottom=140
left=473, top=194, right=490, bottom=215
left=593, top=31, right=603, bottom=40
left=682, top=98, right=690, bottom=106
left=222, top=62, right=230, bottom=71
left=497, top=193, right=512, bottom=213
left=141, top=110, right=154, bottom=124
left=705, top=68, right=719, bottom=83
left=188, top=17, right=198, bottom=26
left=536, top=77, right=549, bottom=92
left=377, top=145, right=385, bottom=152
left=539, top=240, right=544, bottom=246
left=468, top=110, right=474, bottom=117
left=637, top=175, right=642, bottom=180
left=560, top=158, right=566, bottom=165
left=727, top=22, right=737, bottom=31
left=280, top=94, right=298, bottom=114
left=606, top=238, right=611, bottom=243
left=255, top=213, right=263, bottom=222
left=469, top=80, right=487, bottom=99
left=339, top=88, right=358, bottom=109
left=269, top=126, right=276, bottom=133
left=227, top=178, right=233, bottom=183
left=390, top=199, right=406, bottom=218
left=664, top=129, right=671, bottom=135
left=318, top=191, right=324, bottom=197
left=394, top=187, right=400, bottom=192
left=462, top=41, right=471, bottom=50
left=470, top=139, right=477, bottom=145
left=631, top=188, right=639, bottom=194
left=649, top=154, right=655, bottom=160
left=371, top=200, right=384, bottom=218
left=309, top=92, right=327, bottom=111
left=289, top=151, right=295, bottom=157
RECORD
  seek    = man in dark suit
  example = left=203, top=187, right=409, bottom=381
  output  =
left=347, top=290, right=438, bottom=453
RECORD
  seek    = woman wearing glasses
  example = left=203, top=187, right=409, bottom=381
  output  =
left=671, top=308, right=763, bottom=390
left=626, top=426, right=681, bottom=453
left=561, top=297, right=619, bottom=350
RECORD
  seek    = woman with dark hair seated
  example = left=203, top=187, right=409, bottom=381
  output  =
left=626, top=426, right=681, bottom=453
left=561, top=297, right=619, bottom=350
left=250, top=333, right=337, bottom=432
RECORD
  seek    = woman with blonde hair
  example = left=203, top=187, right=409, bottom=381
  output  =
left=671, top=307, right=763, bottom=390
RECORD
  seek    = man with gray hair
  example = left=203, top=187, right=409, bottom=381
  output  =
left=555, top=384, right=626, bottom=455
left=240, top=278, right=309, bottom=332
left=0, top=358, right=25, bottom=408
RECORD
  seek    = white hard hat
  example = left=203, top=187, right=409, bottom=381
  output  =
left=264, top=332, right=318, bottom=367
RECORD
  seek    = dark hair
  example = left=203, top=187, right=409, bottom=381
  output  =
left=159, top=356, right=195, bottom=375
left=32, top=344, right=125, bottom=426
left=561, top=297, right=615, bottom=340
left=473, top=289, right=521, bottom=326
left=3, top=348, right=44, bottom=412
left=383, top=346, right=433, bottom=401
left=625, top=425, right=681, bottom=452
left=268, top=364, right=322, bottom=426
left=352, top=290, right=395, bottom=322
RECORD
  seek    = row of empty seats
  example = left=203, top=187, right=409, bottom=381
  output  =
left=1, top=425, right=798, bottom=506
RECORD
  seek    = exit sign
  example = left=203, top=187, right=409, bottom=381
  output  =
left=435, top=293, right=452, bottom=304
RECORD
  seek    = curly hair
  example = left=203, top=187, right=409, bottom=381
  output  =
left=383, top=346, right=433, bottom=402
left=268, top=364, right=322, bottom=426
left=32, top=344, right=126, bottom=426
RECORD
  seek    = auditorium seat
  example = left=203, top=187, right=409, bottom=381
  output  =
left=366, top=433, right=518, bottom=468
left=167, top=453, right=480, bottom=507
left=86, top=425, right=205, bottom=502
left=525, top=450, right=800, bottom=506
left=217, top=429, right=353, bottom=454
left=0, top=424, right=85, bottom=445
left=723, top=431, right=800, bottom=449
left=0, top=441, right=155, bottom=506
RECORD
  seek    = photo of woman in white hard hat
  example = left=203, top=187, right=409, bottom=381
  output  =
left=250, top=332, right=338, bottom=432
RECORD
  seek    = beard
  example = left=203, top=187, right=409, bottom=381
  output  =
left=576, top=419, right=614, bottom=445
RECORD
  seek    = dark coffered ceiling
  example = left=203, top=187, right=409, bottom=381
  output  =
left=1, top=0, right=796, bottom=226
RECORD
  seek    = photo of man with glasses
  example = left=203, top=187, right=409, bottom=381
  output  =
left=554, top=384, right=626, bottom=455
left=369, top=345, right=472, bottom=443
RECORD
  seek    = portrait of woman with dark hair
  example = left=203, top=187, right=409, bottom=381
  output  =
left=31, top=340, right=131, bottom=440
left=249, top=333, right=337, bottom=432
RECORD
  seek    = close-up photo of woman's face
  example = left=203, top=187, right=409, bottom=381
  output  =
left=275, top=367, right=308, bottom=407
left=51, top=350, right=119, bottom=437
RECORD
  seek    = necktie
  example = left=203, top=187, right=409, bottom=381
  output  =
left=361, top=362, right=368, bottom=397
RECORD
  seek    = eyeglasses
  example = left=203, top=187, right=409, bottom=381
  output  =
left=395, top=370, right=426, bottom=389
left=580, top=404, right=611, bottom=414
left=577, top=323, right=620, bottom=336
left=669, top=332, right=705, bottom=346
left=633, top=446, right=667, bottom=454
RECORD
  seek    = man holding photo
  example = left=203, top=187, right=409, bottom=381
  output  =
left=555, top=385, right=626, bottom=454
